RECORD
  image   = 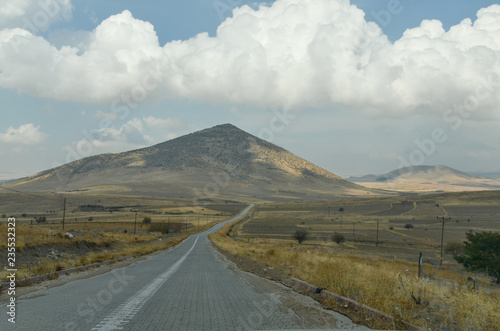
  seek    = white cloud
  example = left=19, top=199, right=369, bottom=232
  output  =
left=0, top=0, right=73, bottom=31
left=0, top=0, right=500, bottom=118
left=0, top=123, right=46, bottom=145
left=93, top=118, right=154, bottom=146
left=143, top=116, right=185, bottom=130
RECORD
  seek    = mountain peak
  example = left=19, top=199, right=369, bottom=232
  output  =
left=8, top=124, right=370, bottom=198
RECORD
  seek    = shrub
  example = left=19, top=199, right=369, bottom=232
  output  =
left=404, top=223, right=414, bottom=230
left=332, top=232, right=345, bottom=244
left=142, top=217, right=152, bottom=225
left=455, top=231, right=500, bottom=283
left=294, top=229, right=308, bottom=244
left=444, top=242, right=463, bottom=256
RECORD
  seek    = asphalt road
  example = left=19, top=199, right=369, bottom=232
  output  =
left=2, top=205, right=369, bottom=331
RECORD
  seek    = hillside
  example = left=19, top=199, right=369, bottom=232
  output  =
left=349, top=165, right=500, bottom=192
left=6, top=124, right=375, bottom=200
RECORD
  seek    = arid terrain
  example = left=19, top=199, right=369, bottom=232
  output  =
left=1, top=125, right=499, bottom=330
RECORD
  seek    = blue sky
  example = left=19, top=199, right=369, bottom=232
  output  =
left=0, top=0, right=499, bottom=180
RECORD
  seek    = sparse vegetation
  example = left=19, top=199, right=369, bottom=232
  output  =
left=331, top=232, right=345, bottom=244
left=210, top=215, right=500, bottom=331
left=294, top=229, right=308, bottom=244
left=444, top=241, right=463, bottom=256
left=34, top=216, right=47, bottom=224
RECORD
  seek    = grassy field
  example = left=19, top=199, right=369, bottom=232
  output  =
left=212, top=191, right=500, bottom=330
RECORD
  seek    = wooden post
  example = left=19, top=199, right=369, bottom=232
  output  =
left=62, top=197, right=66, bottom=231
left=376, top=220, right=379, bottom=248
left=134, top=212, right=137, bottom=235
left=440, top=217, right=445, bottom=266
left=418, top=252, right=423, bottom=278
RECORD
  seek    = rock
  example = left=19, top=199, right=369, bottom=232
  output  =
left=64, top=232, right=74, bottom=239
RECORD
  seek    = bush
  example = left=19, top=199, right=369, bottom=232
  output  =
left=35, top=216, right=47, bottom=224
left=332, top=232, right=345, bottom=244
left=142, top=217, right=152, bottom=225
left=294, top=229, right=308, bottom=244
left=404, top=223, right=414, bottom=230
left=444, top=242, right=463, bottom=256
left=455, top=231, right=500, bottom=283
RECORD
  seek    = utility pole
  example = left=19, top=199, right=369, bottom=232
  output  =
left=440, top=217, right=445, bottom=266
left=62, top=197, right=66, bottom=231
left=376, top=219, right=379, bottom=248
left=352, top=222, right=356, bottom=240
left=134, top=212, right=137, bottom=235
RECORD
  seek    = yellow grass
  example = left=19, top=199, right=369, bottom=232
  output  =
left=210, top=219, right=500, bottom=330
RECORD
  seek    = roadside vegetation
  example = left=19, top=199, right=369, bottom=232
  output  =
left=210, top=209, right=500, bottom=330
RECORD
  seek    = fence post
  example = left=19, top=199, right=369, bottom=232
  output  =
left=418, top=252, right=423, bottom=278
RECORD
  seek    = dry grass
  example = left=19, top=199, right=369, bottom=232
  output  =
left=210, top=219, right=500, bottom=330
left=0, top=216, right=222, bottom=283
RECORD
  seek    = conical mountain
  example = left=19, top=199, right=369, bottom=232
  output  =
left=8, top=124, right=372, bottom=199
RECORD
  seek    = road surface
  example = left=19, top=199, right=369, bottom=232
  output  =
left=1, top=205, right=369, bottom=330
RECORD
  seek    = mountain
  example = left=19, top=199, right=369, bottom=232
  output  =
left=349, top=165, right=500, bottom=192
left=7, top=124, right=374, bottom=200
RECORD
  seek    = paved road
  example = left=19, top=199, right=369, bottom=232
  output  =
left=2, top=205, right=368, bottom=331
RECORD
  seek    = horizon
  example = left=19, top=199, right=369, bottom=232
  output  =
left=1, top=0, right=500, bottom=180
left=1, top=122, right=499, bottom=181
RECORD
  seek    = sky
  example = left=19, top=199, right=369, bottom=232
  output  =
left=0, top=0, right=499, bottom=180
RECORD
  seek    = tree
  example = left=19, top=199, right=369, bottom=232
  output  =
left=35, top=216, right=47, bottom=224
left=332, top=232, right=345, bottom=244
left=404, top=223, right=414, bottom=230
left=142, top=217, right=152, bottom=225
left=294, top=229, right=308, bottom=244
left=87, top=217, right=94, bottom=222
left=454, top=232, right=500, bottom=284
left=444, top=242, right=463, bottom=256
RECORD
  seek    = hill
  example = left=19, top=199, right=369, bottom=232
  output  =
left=349, top=165, right=500, bottom=192
left=6, top=124, right=376, bottom=201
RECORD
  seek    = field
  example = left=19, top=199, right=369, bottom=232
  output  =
left=214, top=191, right=500, bottom=330
left=235, top=191, right=500, bottom=269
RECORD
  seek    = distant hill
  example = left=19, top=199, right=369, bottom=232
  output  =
left=349, top=165, right=500, bottom=192
left=6, top=124, right=376, bottom=200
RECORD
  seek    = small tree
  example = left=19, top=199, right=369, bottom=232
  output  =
left=35, top=216, right=47, bottom=224
left=332, top=232, right=345, bottom=244
left=444, top=242, right=463, bottom=256
left=87, top=217, right=94, bottom=222
left=142, top=217, right=152, bottom=225
left=404, top=223, right=414, bottom=230
left=454, top=232, right=500, bottom=284
left=294, top=229, right=308, bottom=244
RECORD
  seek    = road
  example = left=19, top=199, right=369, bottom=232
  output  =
left=1, top=205, right=369, bottom=331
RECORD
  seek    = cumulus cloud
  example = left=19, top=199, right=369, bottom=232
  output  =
left=0, top=0, right=72, bottom=31
left=0, top=0, right=500, bottom=117
left=91, top=118, right=154, bottom=147
left=0, top=123, right=47, bottom=145
left=143, top=116, right=185, bottom=130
